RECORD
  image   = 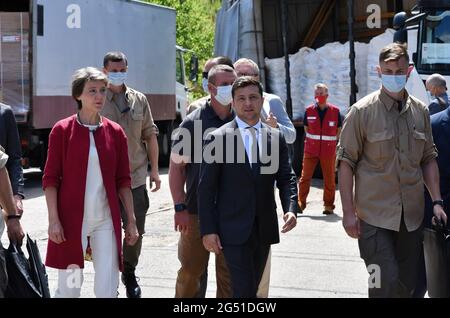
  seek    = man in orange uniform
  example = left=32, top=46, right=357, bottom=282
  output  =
left=298, top=83, right=342, bottom=215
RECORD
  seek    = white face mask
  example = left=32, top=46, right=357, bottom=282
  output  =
left=202, top=78, right=209, bottom=94
left=214, top=85, right=233, bottom=106
left=108, top=72, right=127, bottom=86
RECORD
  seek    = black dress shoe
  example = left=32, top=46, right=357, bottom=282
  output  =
left=121, top=273, right=142, bottom=298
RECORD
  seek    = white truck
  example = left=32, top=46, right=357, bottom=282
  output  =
left=0, top=0, right=195, bottom=168
left=394, top=0, right=450, bottom=104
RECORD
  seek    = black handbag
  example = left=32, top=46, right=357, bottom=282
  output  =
left=423, top=221, right=450, bottom=298
left=5, top=234, right=50, bottom=298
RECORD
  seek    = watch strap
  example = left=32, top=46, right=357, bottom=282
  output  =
left=174, top=203, right=187, bottom=212
left=6, top=214, right=22, bottom=221
left=433, top=200, right=444, bottom=207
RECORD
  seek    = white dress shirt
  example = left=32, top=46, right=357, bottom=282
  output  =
left=235, top=116, right=262, bottom=166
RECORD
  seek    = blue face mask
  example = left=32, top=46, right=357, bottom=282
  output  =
left=381, top=74, right=407, bottom=93
left=202, top=78, right=209, bottom=94
left=108, top=72, right=127, bottom=86
left=426, top=90, right=434, bottom=101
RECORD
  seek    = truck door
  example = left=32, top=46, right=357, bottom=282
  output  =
left=416, top=9, right=450, bottom=77
left=175, top=48, right=188, bottom=121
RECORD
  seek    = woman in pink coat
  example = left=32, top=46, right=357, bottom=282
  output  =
left=43, top=67, right=139, bottom=298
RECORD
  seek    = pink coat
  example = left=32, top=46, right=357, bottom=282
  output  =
left=43, top=115, right=131, bottom=271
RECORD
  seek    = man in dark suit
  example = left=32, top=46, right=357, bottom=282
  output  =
left=426, top=105, right=450, bottom=230
left=426, top=73, right=448, bottom=116
left=414, top=101, right=450, bottom=297
left=0, top=103, right=24, bottom=215
left=197, top=77, right=300, bottom=298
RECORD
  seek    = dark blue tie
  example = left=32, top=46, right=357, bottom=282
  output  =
left=246, top=126, right=260, bottom=177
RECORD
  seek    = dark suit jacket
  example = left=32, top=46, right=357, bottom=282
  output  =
left=0, top=103, right=23, bottom=197
left=198, top=120, right=300, bottom=246
left=428, top=94, right=449, bottom=116
left=424, top=107, right=450, bottom=228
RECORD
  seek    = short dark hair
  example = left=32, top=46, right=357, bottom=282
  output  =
left=208, top=65, right=236, bottom=85
left=72, top=67, right=108, bottom=110
left=379, top=42, right=409, bottom=63
left=103, top=51, right=128, bottom=68
left=232, top=76, right=263, bottom=98
left=212, top=56, right=234, bottom=69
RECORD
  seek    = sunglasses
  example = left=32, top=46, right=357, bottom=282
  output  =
left=237, top=73, right=259, bottom=77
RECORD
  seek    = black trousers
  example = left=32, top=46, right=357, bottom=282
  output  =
left=120, top=185, right=150, bottom=274
left=358, top=217, right=423, bottom=298
left=222, top=223, right=270, bottom=298
left=0, top=243, right=6, bottom=298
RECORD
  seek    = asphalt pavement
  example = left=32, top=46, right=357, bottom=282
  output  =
left=1, top=170, right=368, bottom=298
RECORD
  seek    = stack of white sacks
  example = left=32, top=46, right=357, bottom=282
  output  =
left=264, top=29, right=395, bottom=120
left=265, top=55, right=287, bottom=102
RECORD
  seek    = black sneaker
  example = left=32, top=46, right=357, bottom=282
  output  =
left=323, top=210, right=334, bottom=215
left=121, top=273, right=142, bottom=298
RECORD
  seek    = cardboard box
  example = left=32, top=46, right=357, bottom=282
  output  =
left=0, top=12, right=30, bottom=113
left=0, top=62, right=30, bottom=112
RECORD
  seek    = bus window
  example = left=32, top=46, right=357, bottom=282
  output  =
left=417, top=10, right=450, bottom=75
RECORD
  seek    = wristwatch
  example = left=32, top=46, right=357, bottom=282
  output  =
left=174, top=203, right=187, bottom=212
left=6, top=214, right=22, bottom=221
left=432, top=199, right=444, bottom=208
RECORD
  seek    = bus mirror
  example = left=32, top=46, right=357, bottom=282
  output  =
left=393, top=12, right=407, bottom=29
left=393, top=12, right=408, bottom=43
left=189, top=55, right=198, bottom=82
left=394, top=29, right=408, bottom=43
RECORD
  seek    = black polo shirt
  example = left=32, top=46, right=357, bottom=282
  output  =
left=171, top=100, right=235, bottom=214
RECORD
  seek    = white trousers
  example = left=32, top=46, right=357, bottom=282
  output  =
left=54, top=218, right=119, bottom=298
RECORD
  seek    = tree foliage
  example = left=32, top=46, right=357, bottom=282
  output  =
left=144, top=0, right=222, bottom=99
